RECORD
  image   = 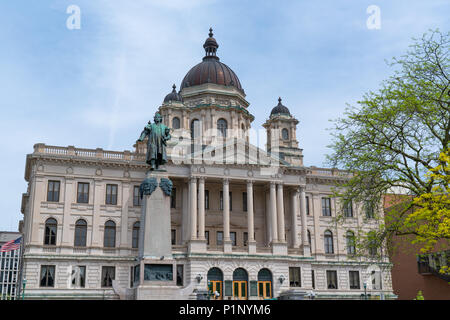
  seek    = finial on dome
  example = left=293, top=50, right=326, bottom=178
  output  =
left=278, top=97, right=282, bottom=104
left=209, top=27, right=213, bottom=37
left=172, top=84, right=176, bottom=92
left=203, top=27, right=219, bottom=60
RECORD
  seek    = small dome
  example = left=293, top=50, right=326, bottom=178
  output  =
left=163, top=84, right=182, bottom=103
left=270, top=97, right=291, bottom=116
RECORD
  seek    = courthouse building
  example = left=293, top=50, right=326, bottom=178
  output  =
left=20, top=30, right=395, bottom=299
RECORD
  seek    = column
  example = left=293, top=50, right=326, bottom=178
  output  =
left=61, top=177, right=74, bottom=247
left=223, top=179, right=230, bottom=241
left=247, top=180, right=256, bottom=254
left=197, top=177, right=206, bottom=240
left=300, top=187, right=310, bottom=255
left=189, top=177, right=197, bottom=240
left=269, top=181, right=278, bottom=243
left=181, top=182, right=190, bottom=243
left=276, top=183, right=286, bottom=242
left=120, top=183, right=130, bottom=250
left=291, top=188, right=300, bottom=249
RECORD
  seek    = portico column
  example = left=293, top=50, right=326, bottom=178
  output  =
left=300, top=186, right=309, bottom=255
left=198, top=177, right=206, bottom=240
left=269, top=182, right=278, bottom=243
left=189, top=177, right=197, bottom=240
left=246, top=180, right=255, bottom=242
left=291, top=188, right=300, bottom=248
left=277, top=183, right=286, bottom=242
left=223, top=179, right=230, bottom=241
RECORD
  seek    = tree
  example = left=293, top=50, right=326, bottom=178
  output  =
left=327, top=30, right=449, bottom=256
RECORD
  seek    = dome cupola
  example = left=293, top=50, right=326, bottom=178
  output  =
left=270, top=97, right=291, bottom=117
left=163, top=84, right=183, bottom=103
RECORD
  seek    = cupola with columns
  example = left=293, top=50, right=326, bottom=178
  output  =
left=263, top=97, right=303, bottom=166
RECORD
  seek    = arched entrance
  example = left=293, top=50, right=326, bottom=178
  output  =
left=232, top=268, right=248, bottom=300
left=258, top=268, right=272, bottom=299
left=207, top=267, right=223, bottom=300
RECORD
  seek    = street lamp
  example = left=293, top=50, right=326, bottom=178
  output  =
left=363, top=281, right=367, bottom=300
left=22, top=278, right=27, bottom=300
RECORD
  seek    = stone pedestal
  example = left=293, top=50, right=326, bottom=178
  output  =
left=271, top=241, right=288, bottom=255
left=136, top=171, right=185, bottom=300
left=248, top=240, right=257, bottom=254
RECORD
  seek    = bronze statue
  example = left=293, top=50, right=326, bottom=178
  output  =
left=138, top=113, right=171, bottom=170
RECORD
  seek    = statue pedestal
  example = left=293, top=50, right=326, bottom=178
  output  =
left=136, top=171, right=183, bottom=300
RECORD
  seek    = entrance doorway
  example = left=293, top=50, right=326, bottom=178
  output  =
left=207, top=267, right=223, bottom=300
left=232, top=268, right=248, bottom=300
left=258, top=268, right=273, bottom=299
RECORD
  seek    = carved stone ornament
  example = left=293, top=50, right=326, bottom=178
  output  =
left=159, top=178, right=173, bottom=197
left=139, top=178, right=158, bottom=199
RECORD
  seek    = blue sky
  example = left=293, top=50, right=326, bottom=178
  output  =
left=0, top=0, right=448, bottom=230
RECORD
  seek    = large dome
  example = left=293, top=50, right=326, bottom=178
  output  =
left=180, top=28, right=244, bottom=93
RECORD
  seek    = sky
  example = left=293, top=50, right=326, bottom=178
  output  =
left=0, top=0, right=448, bottom=231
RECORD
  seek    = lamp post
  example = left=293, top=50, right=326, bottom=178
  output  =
left=22, top=278, right=27, bottom=300
left=363, top=281, right=367, bottom=300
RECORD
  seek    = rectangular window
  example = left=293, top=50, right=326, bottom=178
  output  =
left=230, top=232, right=236, bottom=246
left=365, top=201, right=375, bottom=219
left=219, top=191, right=232, bottom=211
left=133, top=186, right=141, bottom=206
left=171, top=188, right=176, bottom=208
left=40, top=265, right=55, bottom=287
left=171, top=229, right=176, bottom=245
left=176, top=265, right=184, bottom=286
left=205, top=190, right=209, bottom=210
left=311, top=270, right=315, bottom=289
left=77, top=182, right=89, bottom=203
left=371, top=271, right=382, bottom=290
left=322, top=198, right=331, bottom=216
left=71, top=265, right=86, bottom=288
left=130, top=265, right=139, bottom=288
left=349, top=271, right=360, bottom=289
left=101, top=266, right=115, bottom=287
left=47, top=180, right=60, bottom=202
left=219, top=191, right=223, bottom=210
left=229, top=192, right=232, bottom=211
left=305, top=196, right=310, bottom=215
left=243, top=192, right=247, bottom=212
left=289, top=267, right=301, bottom=287
left=344, top=200, right=353, bottom=217
left=243, top=232, right=248, bottom=246
left=106, top=184, right=118, bottom=205
left=205, top=231, right=210, bottom=245
left=326, top=270, right=338, bottom=289
left=217, top=231, right=223, bottom=246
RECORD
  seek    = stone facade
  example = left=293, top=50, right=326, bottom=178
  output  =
left=20, top=30, right=395, bottom=300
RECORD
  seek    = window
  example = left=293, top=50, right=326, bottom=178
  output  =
left=217, top=231, right=223, bottom=246
left=349, top=271, right=360, bottom=289
left=44, top=218, right=57, bottom=245
left=371, top=271, right=382, bottom=290
left=77, top=182, right=89, bottom=203
left=230, top=232, right=236, bottom=246
left=205, top=231, right=209, bottom=245
left=305, top=196, right=310, bottom=215
left=219, top=191, right=232, bottom=211
left=171, top=188, right=176, bottom=208
left=132, top=221, right=140, bottom=248
left=101, top=266, right=115, bottom=287
left=205, top=190, right=209, bottom=210
left=172, top=117, right=180, bottom=129
left=47, top=180, right=60, bottom=202
left=343, top=200, right=353, bottom=217
left=243, top=192, right=247, bottom=212
left=74, top=219, right=87, bottom=247
left=40, top=265, right=55, bottom=287
left=217, top=118, right=228, bottom=138
left=282, top=128, right=289, bottom=140
left=322, top=197, right=331, bottom=216
left=133, top=186, right=141, bottom=206
left=307, top=230, right=311, bottom=246
left=71, top=266, right=86, bottom=288
left=311, top=270, right=315, bottom=289
left=130, top=265, right=139, bottom=288
left=171, top=229, right=176, bottom=245
left=368, top=231, right=378, bottom=257
left=346, top=231, right=356, bottom=255
left=326, top=270, right=338, bottom=289
left=289, top=267, right=301, bottom=287
left=176, top=265, right=184, bottom=286
left=106, top=184, right=118, bottom=205
left=324, top=230, right=334, bottom=254
left=365, top=201, right=375, bottom=219
left=103, top=220, right=116, bottom=248
left=243, top=232, right=248, bottom=246
left=191, top=119, right=200, bottom=139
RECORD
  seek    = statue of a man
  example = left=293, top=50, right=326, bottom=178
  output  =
left=138, top=113, right=171, bottom=170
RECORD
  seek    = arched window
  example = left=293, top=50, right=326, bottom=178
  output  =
left=132, top=221, right=140, bottom=249
left=74, top=219, right=87, bottom=247
left=44, top=218, right=57, bottom=245
left=104, top=220, right=116, bottom=248
left=307, top=229, right=312, bottom=246
left=324, top=230, right=334, bottom=254
left=191, top=119, right=200, bottom=139
left=207, top=268, right=223, bottom=300
left=282, top=128, right=289, bottom=140
left=241, top=123, right=245, bottom=138
left=346, top=231, right=356, bottom=255
left=217, top=118, right=228, bottom=138
left=172, top=117, right=180, bottom=129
